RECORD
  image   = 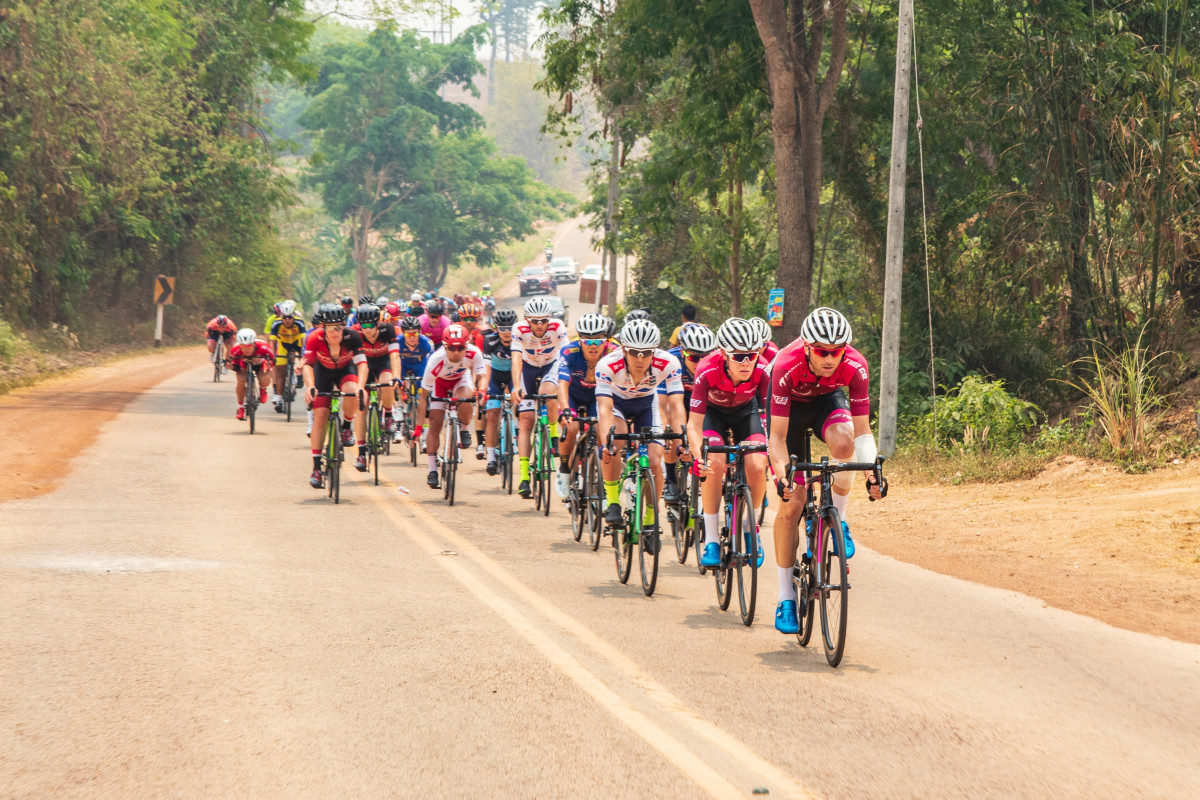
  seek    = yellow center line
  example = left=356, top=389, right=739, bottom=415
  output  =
left=361, top=470, right=820, bottom=800
left=359, top=478, right=747, bottom=800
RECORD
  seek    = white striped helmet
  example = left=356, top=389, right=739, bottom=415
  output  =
left=800, top=307, right=852, bottom=346
left=716, top=318, right=759, bottom=352
left=523, top=297, right=553, bottom=318
left=575, top=312, right=608, bottom=337
left=236, top=328, right=257, bottom=345
left=677, top=323, right=716, bottom=354
left=750, top=316, right=772, bottom=343
left=620, top=318, right=661, bottom=349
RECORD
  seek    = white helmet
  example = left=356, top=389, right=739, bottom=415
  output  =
left=411, top=291, right=423, bottom=302
left=620, top=318, right=661, bottom=349
left=677, top=323, right=716, bottom=354
left=523, top=297, right=554, bottom=318
left=278, top=300, right=296, bottom=317
left=375, top=295, right=389, bottom=306
left=575, top=312, right=608, bottom=338
left=236, top=328, right=257, bottom=345
left=716, top=318, right=759, bottom=352
left=800, top=307, right=852, bottom=346
left=750, top=317, right=772, bottom=343
left=470, top=291, right=479, bottom=298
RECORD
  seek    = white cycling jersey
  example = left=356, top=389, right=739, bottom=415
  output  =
left=511, top=319, right=568, bottom=368
left=421, top=345, right=487, bottom=392
left=595, top=348, right=684, bottom=401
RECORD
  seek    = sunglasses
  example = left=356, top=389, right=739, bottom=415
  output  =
left=403, top=329, right=420, bottom=336
left=325, top=324, right=345, bottom=331
left=459, top=315, right=478, bottom=323
left=683, top=350, right=712, bottom=362
left=360, top=322, right=377, bottom=330
left=580, top=338, right=606, bottom=347
left=444, top=345, right=466, bottom=353
left=727, top=351, right=758, bottom=363
left=528, top=318, right=549, bottom=325
left=625, top=348, right=655, bottom=359
left=811, top=346, right=845, bottom=359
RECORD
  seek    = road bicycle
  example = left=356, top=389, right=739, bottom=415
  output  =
left=396, top=375, right=422, bottom=467
left=665, top=455, right=699, bottom=565
left=496, top=392, right=517, bottom=494
left=786, top=429, right=886, bottom=667
left=211, top=340, right=227, bottom=382
left=605, top=427, right=686, bottom=596
left=362, top=381, right=390, bottom=486
left=227, top=358, right=262, bottom=434
left=281, top=350, right=301, bottom=422
left=702, top=439, right=768, bottom=627
left=564, top=414, right=602, bottom=547
left=526, top=393, right=558, bottom=516
left=432, top=395, right=476, bottom=506
left=315, top=390, right=355, bottom=504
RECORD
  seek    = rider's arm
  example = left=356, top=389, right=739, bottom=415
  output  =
left=597, top=395, right=615, bottom=455
left=509, top=337, right=525, bottom=397
left=768, top=411, right=793, bottom=495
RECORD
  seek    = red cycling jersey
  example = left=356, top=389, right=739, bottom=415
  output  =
left=761, top=340, right=780, bottom=363
left=229, top=340, right=273, bottom=368
left=689, top=352, right=771, bottom=415
left=206, top=317, right=238, bottom=334
left=353, top=323, right=400, bottom=360
left=304, top=328, right=366, bottom=370
left=769, top=339, right=870, bottom=417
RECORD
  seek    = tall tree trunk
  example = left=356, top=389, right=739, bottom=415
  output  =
left=728, top=171, right=744, bottom=317
left=487, top=17, right=497, bottom=106
left=351, top=206, right=373, bottom=298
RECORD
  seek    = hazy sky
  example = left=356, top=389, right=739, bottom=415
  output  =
left=306, top=0, right=547, bottom=51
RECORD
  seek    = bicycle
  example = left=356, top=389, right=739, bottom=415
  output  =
left=526, top=393, right=558, bottom=517
left=228, top=358, right=261, bottom=434
left=281, top=350, right=300, bottom=422
left=363, top=382, right=390, bottom=486
left=396, top=375, right=422, bottom=467
left=702, top=440, right=768, bottom=627
left=605, top=427, right=686, bottom=596
left=315, top=390, right=354, bottom=504
left=431, top=395, right=476, bottom=506
left=564, top=415, right=602, bottom=547
left=786, top=430, right=886, bottom=667
left=496, top=392, right=517, bottom=494
left=665, top=457, right=698, bottom=565
left=211, top=340, right=227, bottom=382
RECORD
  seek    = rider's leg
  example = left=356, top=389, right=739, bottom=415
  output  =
left=235, top=370, right=247, bottom=406
left=425, top=407, right=446, bottom=471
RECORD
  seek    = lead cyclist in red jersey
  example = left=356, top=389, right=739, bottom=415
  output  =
left=767, top=307, right=885, bottom=634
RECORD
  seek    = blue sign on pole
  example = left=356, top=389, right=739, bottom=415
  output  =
left=767, top=288, right=784, bottom=327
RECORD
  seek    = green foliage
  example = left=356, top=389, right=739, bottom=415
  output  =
left=909, top=375, right=1042, bottom=453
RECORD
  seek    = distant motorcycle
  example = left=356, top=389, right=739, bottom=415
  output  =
left=544, top=246, right=554, bottom=262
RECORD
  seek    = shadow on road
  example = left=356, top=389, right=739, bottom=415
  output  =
left=754, top=647, right=879, bottom=674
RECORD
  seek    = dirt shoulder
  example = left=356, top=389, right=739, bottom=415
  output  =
left=0, top=347, right=199, bottom=502
left=867, top=455, right=1200, bottom=644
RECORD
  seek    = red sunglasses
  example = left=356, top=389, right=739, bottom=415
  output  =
left=810, top=345, right=845, bottom=359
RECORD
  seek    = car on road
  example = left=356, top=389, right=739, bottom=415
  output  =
left=518, top=265, right=555, bottom=296
left=546, top=256, right=579, bottom=284
left=581, top=263, right=607, bottom=281
left=543, top=295, right=569, bottom=324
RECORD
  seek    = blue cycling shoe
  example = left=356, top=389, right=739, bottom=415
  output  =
left=841, top=520, right=855, bottom=559
left=775, top=600, right=799, bottom=634
left=700, top=541, right=721, bottom=568
left=749, top=531, right=764, bottom=568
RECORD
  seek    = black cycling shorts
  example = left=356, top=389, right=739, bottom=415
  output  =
left=312, top=361, right=357, bottom=395
left=702, top=400, right=765, bottom=446
left=366, top=355, right=393, bottom=383
left=785, top=389, right=852, bottom=454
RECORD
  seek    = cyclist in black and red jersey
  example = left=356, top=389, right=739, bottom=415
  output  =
left=302, top=303, right=368, bottom=489
left=350, top=303, right=401, bottom=472
left=768, top=307, right=886, bottom=634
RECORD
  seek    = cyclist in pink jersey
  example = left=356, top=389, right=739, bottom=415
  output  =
left=768, top=307, right=885, bottom=634
left=418, top=300, right=451, bottom=347
left=751, top=316, right=780, bottom=364
left=687, top=318, right=772, bottom=568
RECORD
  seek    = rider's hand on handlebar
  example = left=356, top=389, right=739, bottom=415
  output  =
left=866, top=472, right=888, bottom=501
left=305, top=386, right=317, bottom=404
left=775, top=476, right=795, bottom=502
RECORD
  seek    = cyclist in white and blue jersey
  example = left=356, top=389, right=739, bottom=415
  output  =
left=553, top=313, right=617, bottom=498
left=658, top=323, right=716, bottom=503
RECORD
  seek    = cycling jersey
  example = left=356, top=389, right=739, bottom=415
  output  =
left=420, top=345, right=487, bottom=393
left=658, top=345, right=697, bottom=400
left=511, top=319, right=568, bottom=368
left=397, top=334, right=435, bottom=377
left=483, top=330, right=513, bottom=372
left=264, top=314, right=279, bottom=339
left=595, top=349, right=684, bottom=401
left=353, top=323, right=401, bottom=360
left=419, top=314, right=451, bottom=347
left=206, top=317, right=237, bottom=336
left=688, top=351, right=770, bottom=415
left=270, top=318, right=307, bottom=350
left=557, top=340, right=617, bottom=398
left=761, top=339, right=780, bottom=363
left=228, top=340, right=274, bottom=371
left=769, top=339, right=869, bottom=417
left=303, top=328, right=366, bottom=370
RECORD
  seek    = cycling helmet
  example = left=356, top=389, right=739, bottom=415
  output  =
left=340, top=295, right=354, bottom=307
left=358, top=294, right=374, bottom=305
left=678, top=323, right=716, bottom=354
left=716, top=318, right=759, bottom=352
left=524, top=296, right=554, bottom=318
left=424, top=291, right=435, bottom=300
left=800, top=306, right=852, bottom=346
left=319, top=303, right=347, bottom=324
left=278, top=300, right=296, bottom=318
left=356, top=304, right=380, bottom=325
left=443, top=324, right=470, bottom=348
left=399, top=316, right=421, bottom=332
left=411, top=291, right=423, bottom=302
left=624, top=308, right=650, bottom=322
left=459, top=301, right=483, bottom=319
left=385, top=302, right=403, bottom=319
left=272, top=303, right=281, bottom=315
left=575, top=313, right=608, bottom=338
left=216, top=314, right=228, bottom=326
left=750, top=316, right=773, bottom=344
left=482, top=283, right=491, bottom=291
left=375, top=295, right=389, bottom=306
left=605, top=316, right=617, bottom=339
left=449, top=311, right=460, bottom=322
left=493, top=308, right=518, bottom=328
left=425, top=300, right=444, bottom=316
left=620, top=318, right=661, bottom=349
left=470, top=291, right=479, bottom=298
left=236, top=328, right=257, bottom=345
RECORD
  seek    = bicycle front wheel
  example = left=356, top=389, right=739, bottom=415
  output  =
left=637, top=471, right=660, bottom=597
left=734, top=485, right=758, bottom=627
left=569, top=455, right=585, bottom=542
left=247, top=372, right=257, bottom=435
left=369, top=405, right=382, bottom=485
left=328, top=427, right=342, bottom=504
left=538, top=426, right=552, bottom=516
left=714, top=503, right=733, bottom=610
left=819, top=508, right=849, bottom=667
left=586, top=447, right=603, bottom=551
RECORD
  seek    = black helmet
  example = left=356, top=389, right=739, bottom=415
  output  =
left=604, top=316, right=617, bottom=338
left=625, top=308, right=650, bottom=322
left=493, top=308, right=517, bottom=327
left=319, top=303, right=347, bottom=324
left=356, top=304, right=380, bottom=325
left=449, top=310, right=460, bottom=322
left=358, top=294, right=375, bottom=305
left=216, top=314, right=228, bottom=326
left=399, top=316, right=421, bottom=331
left=340, top=295, right=353, bottom=307
left=426, top=300, right=444, bottom=316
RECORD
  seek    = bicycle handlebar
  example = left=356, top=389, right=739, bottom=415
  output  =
left=702, top=441, right=768, bottom=457
left=525, top=393, right=558, bottom=402
left=787, top=454, right=887, bottom=501
left=429, top=396, right=477, bottom=404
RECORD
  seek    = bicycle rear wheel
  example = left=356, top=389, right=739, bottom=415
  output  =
left=569, top=455, right=585, bottom=541
left=637, top=471, right=660, bottom=597
left=246, top=372, right=257, bottom=434
left=734, top=485, right=758, bottom=627
left=672, top=472, right=691, bottom=564
left=819, top=508, right=849, bottom=667
left=585, top=447, right=603, bottom=551
left=613, top=492, right=633, bottom=584
left=794, top=553, right=816, bottom=647
left=714, top=505, right=733, bottom=610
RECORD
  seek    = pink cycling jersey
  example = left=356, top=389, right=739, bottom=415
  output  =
left=419, top=314, right=451, bottom=347
left=688, top=352, right=770, bottom=415
left=769, top=339, right=870, bottom=417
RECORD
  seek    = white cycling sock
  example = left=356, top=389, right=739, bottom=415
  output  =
left=832, top=487, right=848, bottom=521
left=778, top=566, right=797, bottom=602
left=307, top=409, right=314, bottom=426
left=427, top=454, right=437, bottom=471
left=487, top=447, right=496, bottom=462
left=703, top=513, right=720, bottom=546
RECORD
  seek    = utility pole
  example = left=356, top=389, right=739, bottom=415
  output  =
left=878, top=0, right=913, bottom=457
left=601, top=118, right=621, bottom=316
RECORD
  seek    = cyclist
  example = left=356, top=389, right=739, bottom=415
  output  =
left=381, top=301, right=403, bottom=325
left=596, top=318, right=687, bottom=537
left=458, top=301, right=489, bottom=458
left=480, top=283, right=493, bottom=300
left=264, top=303, right=281, bottom=349
left=340, top=295, right=354, bottom=316
left=482, top=307, right=517, bottom=475
left=350, top=304, right=402, bottom=472
left=544, top=238, right=553, bottom=261
left=405, top=292, right=426, bottom=318
left=303, top=303, right=368, bottom=489
left=418, top=323, right=487, bottom=489
left=347, top=294, right=374, bottom=328
left=667, top=304, right=698, bottom=348
left=228, top=328, right=273, bottom=420
left=396, top=316, right=434, bottom=445
left=206, top=314, right=237, bottom=358
left=419, top=300, right=451, bottom=348
left=511, top=297, right=569, bottom=499
left=660, top=323, right=715, bottom=504
left=769, top=307, right=885, bottom=633
left=269, top=300, right=307, bottom=414
left=688, top=318, right=772, bottom=568
left=752, top=317, right=780, bottom=363
left=554, top=313, right=617, bottom=498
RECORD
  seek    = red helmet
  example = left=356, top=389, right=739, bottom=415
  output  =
left=385, top=302, right=403, bottom=319
left=458, top=301, right=483, bottom=319
left=442, top=324, right=470, bottom=348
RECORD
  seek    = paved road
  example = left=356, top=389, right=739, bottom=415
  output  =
left=498, top=215, right=626, bottom=317
left=3, top=357, right=1200, bottom=797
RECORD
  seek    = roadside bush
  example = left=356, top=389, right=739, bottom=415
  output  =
left=907, top=374, right=1041, bottom=452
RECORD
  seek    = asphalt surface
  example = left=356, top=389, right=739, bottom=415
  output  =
left=3, top=230, right=1199, bottom=798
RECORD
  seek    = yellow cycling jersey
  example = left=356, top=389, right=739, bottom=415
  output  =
left=270, top=318, right=306, bottom=350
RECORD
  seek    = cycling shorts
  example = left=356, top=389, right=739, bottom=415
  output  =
left=274, top=342, right=302, bottom=366
left=567, top=392, right=597, bottom=419
left=365, top=355, right=394, bottom=383
left=429, top=371, right=474, bottom=412
left=519, top=361, right=556, bottom=413
left=611, top=395, right=660, bottom=435
left=486, top=369, right=513, bottom=410
left=702, top=400, right=766, bottom=447
left=207, top=329, right=234, bottom=341
left=784, top=389, right=852, bottom=453
left=311, top=362, right=357, bottom=409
